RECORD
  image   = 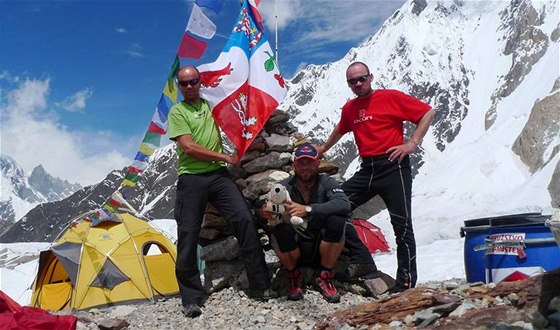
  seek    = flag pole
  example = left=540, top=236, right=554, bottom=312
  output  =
left=275, top=0, right=278, bottom=64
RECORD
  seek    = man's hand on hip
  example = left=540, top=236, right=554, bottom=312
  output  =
left=386, top=141, right=417, bottom=163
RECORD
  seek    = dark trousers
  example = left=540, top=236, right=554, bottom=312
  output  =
left=271, top=214, right=347, bottom=267
left=344, top=220, right=378, bottom=266
left=174, top=168, right=270, bottom=306
left=341, top=154, right=417, bottom=290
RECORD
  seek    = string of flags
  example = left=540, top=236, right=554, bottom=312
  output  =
left=121, top=0, right=225, bottom=190
left=93, top=0, right=286, bottom=219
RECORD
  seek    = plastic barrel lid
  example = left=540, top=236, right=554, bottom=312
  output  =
left=462, top=212, right=544, bottom=228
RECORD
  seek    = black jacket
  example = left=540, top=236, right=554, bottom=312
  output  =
left=281, top=174, right=351, bottom=223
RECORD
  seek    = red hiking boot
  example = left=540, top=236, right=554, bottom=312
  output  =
left=286, top=269, right=303, bottom=301
left=314, top=270, right=340, bottom=303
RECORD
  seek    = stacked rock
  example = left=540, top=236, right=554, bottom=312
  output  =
left=199, top=109, right=357, bottom=296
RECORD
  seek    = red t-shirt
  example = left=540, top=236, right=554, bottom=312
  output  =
left=337, top=89, right=431, bottom=157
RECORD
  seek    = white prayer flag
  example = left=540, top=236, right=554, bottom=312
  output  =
left=186, top=4, right=217, bottom=40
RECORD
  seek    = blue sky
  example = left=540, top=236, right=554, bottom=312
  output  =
left=0, top=0, right=405, bottom=185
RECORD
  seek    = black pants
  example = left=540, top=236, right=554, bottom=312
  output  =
left=344, top=220, right=378, bottom=266
left=174, top=168, right=270, bottom=306
left=341, top=154, right=417, bottom=290
left=271, top=214, right=347, bottom=267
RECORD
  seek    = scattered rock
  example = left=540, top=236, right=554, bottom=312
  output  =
left=97, top=318, right=129, bottom=330
left=314, top=271, right=560, bottom=330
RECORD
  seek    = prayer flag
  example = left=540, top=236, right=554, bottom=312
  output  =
left=163, top=82, right=178, bottom=104
left=148, top=121, right=166, bottom=134
left=198, top=0, right=287, bottom=158
left=105, top=0, right=216, bottom=194
left=130, top=160, right=148, bottom=172
left=139, top=143, right=156, bottom=156
left=164, top=57, right=181, bottom=104
left=195, top=0, right=224, bottom=14
left=187, top=4, right=217, bottom=39
left=178, top=32, right=208, bottom=59
left=156, top=95, right=171, bottom=119
left=134, top=152, right=150, bottom=162
left=123, top=178, right=136, bottom=187
left=103, top=198, right=122, bottom=214
left=142, top=132, right=161, bottom=146
left=127, top=166, right=142, bottom=175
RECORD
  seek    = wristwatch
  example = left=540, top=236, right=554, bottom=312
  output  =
left=305, top=205, right=312, bottom=214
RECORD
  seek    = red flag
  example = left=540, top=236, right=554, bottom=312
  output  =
left=178, top=32, right=208, bottom=59
left=147, top=121, right=166, bottom=134
left=248, top=0, right=264, bottom=31
left=198, top=1, right=287, bottom=159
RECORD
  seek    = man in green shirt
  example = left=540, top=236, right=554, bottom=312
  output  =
left=168, top=65, right=273, bottom=318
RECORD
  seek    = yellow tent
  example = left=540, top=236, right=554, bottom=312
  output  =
left=30, top=210, right=179, bottom=311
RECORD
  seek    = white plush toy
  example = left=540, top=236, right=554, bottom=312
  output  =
left=263, top=183, right=305, bottom=228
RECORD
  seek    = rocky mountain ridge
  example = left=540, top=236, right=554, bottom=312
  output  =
left=0, top=146, right=176, bottom=243
left=0, top=155, right=81, bottom=234
left=280, top=0, right=559, bottom=221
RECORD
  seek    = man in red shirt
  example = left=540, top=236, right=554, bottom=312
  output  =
left=317, top=61, right=435, bottom=292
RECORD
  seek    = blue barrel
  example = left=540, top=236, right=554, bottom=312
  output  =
left=460, top=213, right=558, bottom=283
left=461, top=221, right=490, bottom=283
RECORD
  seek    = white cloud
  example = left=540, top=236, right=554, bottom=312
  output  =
left=293, top=61, right=309, bottom=74
left=115, top=28, right=128, bottom=34
left=259, top=0, right=304, bottom=30
left=0, top=71, right=10, bottom=80
left=259, top=0, right=405, bottom=51
left=0, top=76, right=130, bottom=186
left=124, top=50, right=146, bottom=58
left=56, top=88, right=93, bottom=112
left=123, top=43, right=146, bottom=58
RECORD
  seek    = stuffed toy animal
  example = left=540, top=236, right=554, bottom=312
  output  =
left=263, top=183, right=305, bottom=228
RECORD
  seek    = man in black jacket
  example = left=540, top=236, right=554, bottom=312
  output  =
left=259, top=143, right=351, bottom=303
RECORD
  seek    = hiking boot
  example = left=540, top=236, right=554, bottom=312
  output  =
left=313, top=270, right=340, bottom=303
left=247, top=288, right=279, bottom=301
left=261, top=288, right=279, bottom=301
left=182, top=304, right=202, bottom=318
left=389, top=276, right=411, bottom=294
left=286, top=269, right=303, bottom=301
left=387, top=286, right=407, bottom=294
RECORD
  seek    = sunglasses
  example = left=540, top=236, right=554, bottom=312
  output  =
left=177, top=78, right=200, bottom=87
left=347, top=75, right=370, bottom=85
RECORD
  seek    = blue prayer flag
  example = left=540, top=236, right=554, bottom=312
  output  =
left=195, top=0, right=224, bottom=14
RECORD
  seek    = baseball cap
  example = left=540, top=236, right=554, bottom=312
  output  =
left=293, top=143, right=319, bottom=161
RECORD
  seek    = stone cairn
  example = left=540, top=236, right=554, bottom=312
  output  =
left=197, top=109, right=377, bottom=297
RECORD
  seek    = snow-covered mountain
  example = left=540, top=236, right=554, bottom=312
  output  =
left=0, top=146, right=177, bottom=243
left=280, top=0, right=559, bottom=244
left=0, top=155, right=81, bottom=233
left=2, top=0, right=558, bottom=245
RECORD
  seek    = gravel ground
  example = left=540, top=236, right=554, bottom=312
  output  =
left=72, top=286, right=375, bottom=330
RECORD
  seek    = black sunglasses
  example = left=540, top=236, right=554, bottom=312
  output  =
left=347, top=75, right=370, bottom=85
left=177, top=78, right=200, bottom=87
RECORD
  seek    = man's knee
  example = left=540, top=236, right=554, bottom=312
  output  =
left=323, top=215, right=347, bottom=243
left=272, top=223, right=298, bottom=252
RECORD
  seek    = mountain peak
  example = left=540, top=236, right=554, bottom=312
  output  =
left=411, top=0, right=428, bottom=16
left=30, top=164, right=46, bottom=176
left=281, top=0, right=559, bottom=224
left=0, top=156, right=82, bottom=231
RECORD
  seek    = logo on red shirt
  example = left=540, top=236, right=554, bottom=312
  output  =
left=354, top=109, right=373, bottom=124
